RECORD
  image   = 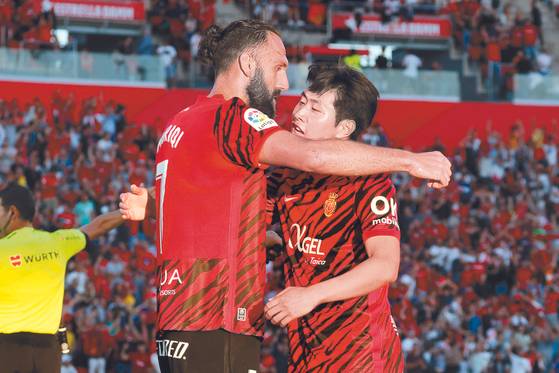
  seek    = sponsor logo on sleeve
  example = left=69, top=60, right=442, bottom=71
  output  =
left=243, top=108, right=279, bottom=131
left=370, top=196, right=399, bottom=229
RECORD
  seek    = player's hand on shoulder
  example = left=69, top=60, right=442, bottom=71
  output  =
left=264, top=287, right=320, bottom=327
left=408, top=151, right=452, bottom=189
left=119, top=184, right=148, bottom=221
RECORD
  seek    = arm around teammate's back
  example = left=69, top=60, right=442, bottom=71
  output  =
left=259, top=130, right=452, bottom=188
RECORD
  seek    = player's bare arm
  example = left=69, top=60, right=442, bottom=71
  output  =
left=259, top=131, right=452, bottom=188
left=264, top=235, right=400, bottom=327
left=80, top=210, right=126, bottom=240
left=119, top=185, right=155, bottom=221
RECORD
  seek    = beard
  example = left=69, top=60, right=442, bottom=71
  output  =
left=246, top=66, right=280, bottom=118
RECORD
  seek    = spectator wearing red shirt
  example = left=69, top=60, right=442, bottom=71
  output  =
left=523, top=21, right=539, bottom=60
left=544, top=286, right=559, bottom=328
left=486, top=37, right=502, bottom=100
left=81, top=320, right=114, bottom=373
left=55, top=202, right=77, bottom=229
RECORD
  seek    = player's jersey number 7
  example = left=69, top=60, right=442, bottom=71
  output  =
left=155, top=159, right=168, bottom=254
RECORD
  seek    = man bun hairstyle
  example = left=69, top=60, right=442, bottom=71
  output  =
left=197, top=24, right=222, bottom=66
left=198, top=19, right=280, bottom=75
left=307, top=63, right=380, bottom=141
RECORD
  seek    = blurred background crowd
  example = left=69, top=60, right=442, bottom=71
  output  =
left=1, top=90, right=558, bottom=372
left=1, top=0, right=559, bottom=371
left=0, top=0, right=556, bottom=99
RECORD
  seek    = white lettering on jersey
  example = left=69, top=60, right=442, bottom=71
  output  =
left=309, top=257, right=326, bottom=266
left=160, top=268, right=183, bottom=286
left=243, top=108, right=279, bottom=131
left=370, top=196, right=397, bottom=216
left=157, top=124, right=185, bottom=152
left=370, top=196, right=399, bottom=229
left=287, top=224, right=324, bottom=256
left=156, top=339, right=189, bottom=360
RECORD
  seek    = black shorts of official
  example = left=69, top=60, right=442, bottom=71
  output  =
left=0, top=332, right=60, bottom=373
left=157, top=329, right=261, bottom=373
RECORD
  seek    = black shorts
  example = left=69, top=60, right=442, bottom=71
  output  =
left=157, top=329, right=261, bottom=373
left=0, top=332, right=61, bottom=373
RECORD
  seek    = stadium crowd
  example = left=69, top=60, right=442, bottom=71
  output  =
left=0, top=0, right=57, bottom=49
left=1, top=90, right=558, bottom=372
left=1, top=0, right=555, bottom=99
left=0, top=92, right=160, bottom=372
left=448, top=0, right=551, bottom=100
left=265, top=120, right=559, bottom=373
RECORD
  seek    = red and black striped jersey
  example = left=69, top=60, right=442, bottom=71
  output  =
left=268, top=168, right=404, bottom=372
left=155, top=95, right=283, bottom=336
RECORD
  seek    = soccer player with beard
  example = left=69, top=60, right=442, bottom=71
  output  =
left=121, top=20, right=450, bottom=373
left=264, top=64, right=404, bottom=372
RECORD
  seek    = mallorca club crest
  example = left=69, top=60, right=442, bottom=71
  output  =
left=323, top=192, right=338, bottom=218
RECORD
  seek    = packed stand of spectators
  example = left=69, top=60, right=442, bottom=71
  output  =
left=0, top=93, right=161, bottom=373
left=146, top=0, right=213, bottom=84
left=361, top=0, right=441, bottom=22
left=263, top=120, right=559, bottom=372
left=242, top=0, right=439, bottom=30
left=2, top=91, right=559, bottom=372
left=245, top=0, right=328, bottom=30
left=448, top=0, right=552, bottom=100
left=0, top=0, right=214, bottom=86
left=0, top=0, right=57, bottom=49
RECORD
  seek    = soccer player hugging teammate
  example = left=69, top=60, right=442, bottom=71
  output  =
left=265, top=64, right=405, bottom=372
left=120, top=18, right=451, bottom=373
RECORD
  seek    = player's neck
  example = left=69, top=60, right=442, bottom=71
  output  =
left=6, top=220, right=33, bottom=235
left=209, top=71, right=249, bottom=104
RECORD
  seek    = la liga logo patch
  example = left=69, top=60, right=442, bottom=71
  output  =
left=243, top=108, right=278, bottom=131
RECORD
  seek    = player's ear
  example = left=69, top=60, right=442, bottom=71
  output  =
left=336, top=119, right=356, bottom=140
left=238, top=50, right=256, bottom=79
left=7, top=205, right=19, bottom=222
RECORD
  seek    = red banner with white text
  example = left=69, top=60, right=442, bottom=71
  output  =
left=47, top=0, right=145, bottom=21
left=331, top=12, right=452, bottom=39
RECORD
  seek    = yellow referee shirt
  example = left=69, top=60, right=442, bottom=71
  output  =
left=0, top=227, right=86, bottom=334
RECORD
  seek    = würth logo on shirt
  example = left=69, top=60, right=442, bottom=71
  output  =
left=9, top=255, right=22, bottom=267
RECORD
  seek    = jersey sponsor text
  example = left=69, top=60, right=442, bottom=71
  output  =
left=287, top=224, right=324, bottom=255
left=156, top=339, right=189, bottom=360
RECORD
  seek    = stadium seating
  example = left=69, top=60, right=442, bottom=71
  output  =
left=1, top=90, right=557, bottom=371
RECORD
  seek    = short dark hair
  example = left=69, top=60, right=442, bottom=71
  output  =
left=198, top=19, right=280, bottom=75
left=306, top=63, right=380, bottom=141
left=0, top=184, right=35, bottom=221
